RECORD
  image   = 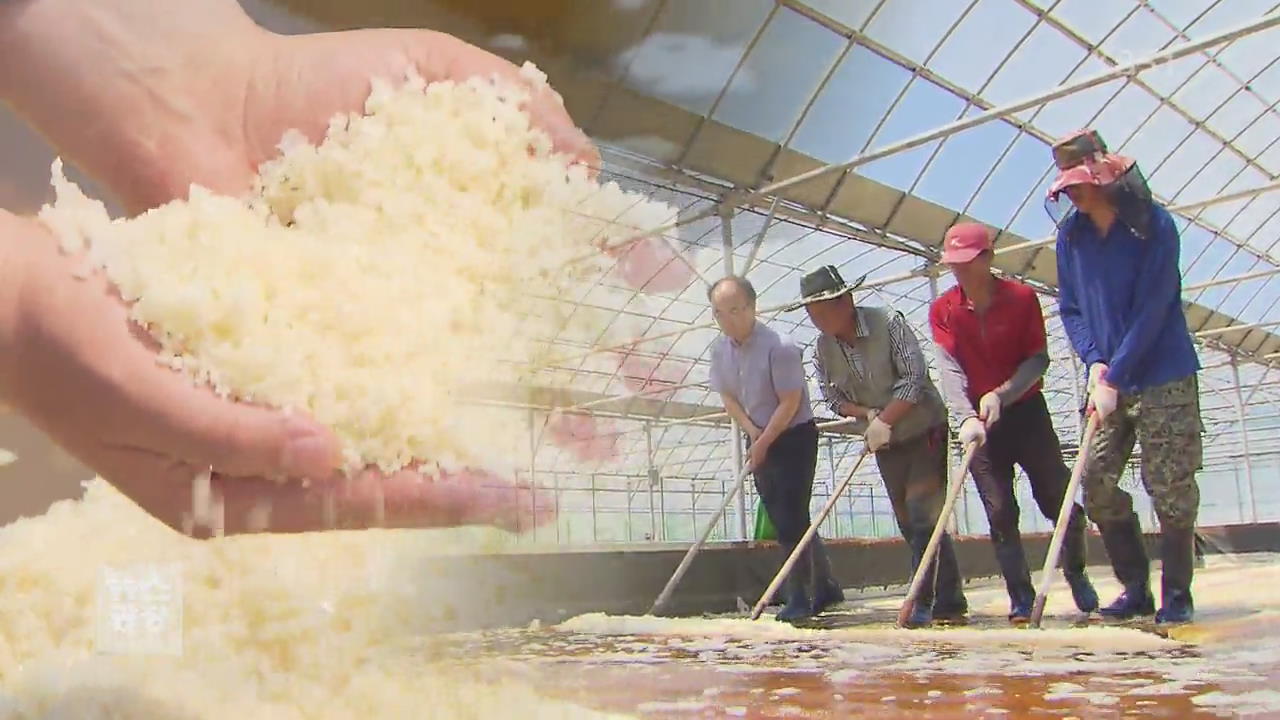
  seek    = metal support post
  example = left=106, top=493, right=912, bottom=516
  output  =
left=827, top=438, right=841, bottom=537
left=731, top=422, right=748, bottom=539
left=1231, top=358, right=1258, bottom=523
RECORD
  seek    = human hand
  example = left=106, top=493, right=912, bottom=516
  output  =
left=1088, top=376, right=1119, bottom=421
left=1087, top=363, right=1108, bottom=395
left=978, top=392, right=1002, bottom=428
left=0, top=0, right=695, bottom=535
left=958, top=416, right=986, bottom=447
left=0, top=213, right=555, bottom=536
left=1086, top=363, right=1118, bottom=420
left=747, top=437, right=771, bottom=470
left=865, top=416, right=892, bottom=453
left=744, top=423, right=763, bottom=444
left=0, top=0, right=599, bottom=215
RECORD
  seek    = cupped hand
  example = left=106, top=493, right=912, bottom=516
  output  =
left=0, top=1, right=695, bottom=536
left=0, top=212, right=555, bottom=536
left=108, top=27, right=601, bottom=214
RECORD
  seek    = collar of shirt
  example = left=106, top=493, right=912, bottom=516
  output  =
left=955, top=276, right=1012, bottom=313
left=729, top=320, right=762, bottom=349
left=839, top=307, right=871, bottom=344
left=1066, top=209, right=1134, bottom=245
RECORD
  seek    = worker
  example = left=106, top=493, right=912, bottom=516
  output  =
left=707, top=275, right=844, bottom=623
left=929, top=222, right=1100, bottom=623
left=1048, top=128, right=1203, bottom=624
left=793, top=265, right=968, bottom=628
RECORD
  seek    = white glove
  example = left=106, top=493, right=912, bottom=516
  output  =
left=978, top=392, right=1002, bottom=428
left=865, top=416, right=892, bottom=452
left=1087, top=363, right=1118, bottom=420
left=958, top=416, right=986, bottom=446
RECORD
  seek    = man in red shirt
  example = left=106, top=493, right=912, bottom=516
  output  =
left=928, top=222, right=1100, bottom=623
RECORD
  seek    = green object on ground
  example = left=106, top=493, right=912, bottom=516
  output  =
left=754, top=502, right=776, bottom=541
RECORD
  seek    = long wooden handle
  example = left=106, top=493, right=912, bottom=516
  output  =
left=896, top=441, right=979, bottom=627
left=748, top=451, right=870, bottom=621
left=1030, top=414, right=1101, bottom=628
left=649, top=467, right=750, bottom=615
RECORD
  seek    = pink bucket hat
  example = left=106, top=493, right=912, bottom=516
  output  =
left=1046, top=152, right=1135, bottom=201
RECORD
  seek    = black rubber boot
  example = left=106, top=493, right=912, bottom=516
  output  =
left=931, top=533, right=969, bottom=623
left=775, top=582, right=813, bottom=623
left=775, top=541, right=815, bottom=624
left=1065, top=571, right=1100, bottom=614
left=992, top=537, right=1036, bottom=623
left=1098, top=513, right=1155, bottom=619
left=1061, top=506, right=1100, bottom=613
left=903, top=528, right=937, bottom=628
left=1156, top=527, right=1195, bottom=625
left=809, top=538, right=844, bottom=615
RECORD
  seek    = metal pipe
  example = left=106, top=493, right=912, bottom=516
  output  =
left=1173, top=178, right=1280, bottom=214
left=720, top=203, right=736, bottom=276
left=1186, top=266, right=1280, bottom=293
left=731, top=421, right=747, bottom=540
left=742, top=197, right=781, bottom=276
left=1197, top=320, right=1280, bottom=338
left=1231, top=359, right=1261, bottom=523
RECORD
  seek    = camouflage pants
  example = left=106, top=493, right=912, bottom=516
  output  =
left=1081, top=373, right=1203, bottom=530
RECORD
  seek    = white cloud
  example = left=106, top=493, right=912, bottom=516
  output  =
left=616, top=32, right=757, bottom=99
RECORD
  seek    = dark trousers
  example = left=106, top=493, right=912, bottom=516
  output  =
left=970, top=391, right=1088, bottom=604
left=752, top=420, right=834, bottom=603
left=874, top=423, right=967, bottom=613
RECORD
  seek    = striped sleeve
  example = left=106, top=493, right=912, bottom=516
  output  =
left=886, top=311, right=926, bottom=404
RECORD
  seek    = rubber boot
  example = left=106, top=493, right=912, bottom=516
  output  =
left=1098, top=513, right=1155, bottom=619
left=903, top=529, right=936, bottom=629
left=1155, top=527, right=1195, bottom=625
left=931, top=533, right=969, bottom=624
left=992, top=537, right=1036, bottom=624
left=775, top=542, right=815, bottom=624
left=1061, top=505, right=1100, bottom=614
left=809, top=537, right=844, bottom=615
left=774, top=580, right=812, bottom=623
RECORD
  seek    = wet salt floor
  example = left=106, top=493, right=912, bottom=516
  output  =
left=435, top=555, right=1280, bottom=718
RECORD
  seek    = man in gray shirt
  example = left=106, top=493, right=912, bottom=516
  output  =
left=708, top=275, right=842, bottom=623
left=792, top=265, right=968, bottom=628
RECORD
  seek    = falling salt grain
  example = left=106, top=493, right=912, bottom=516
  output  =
left=246, top=500, right=272, bottom=532
left=191, top=468, right=213, bottom=526
left=210, top=493, right=225, bottom=538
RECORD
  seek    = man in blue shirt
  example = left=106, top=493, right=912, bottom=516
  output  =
left=1048, top=131, right=1202, bottom=625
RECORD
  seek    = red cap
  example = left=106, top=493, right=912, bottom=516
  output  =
left=941, top=222, right=993, bottom=264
